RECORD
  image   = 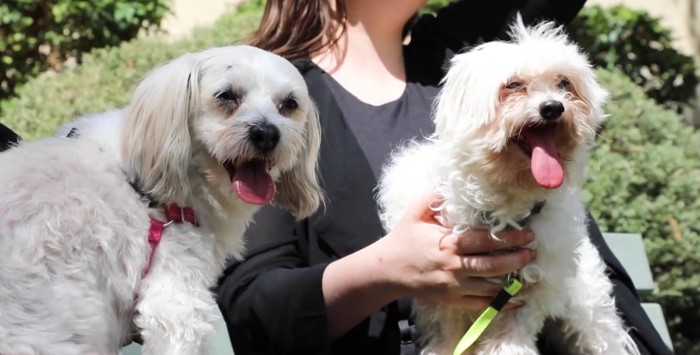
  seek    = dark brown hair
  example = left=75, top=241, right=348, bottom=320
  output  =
left=248, top=0, right=347, bottom=61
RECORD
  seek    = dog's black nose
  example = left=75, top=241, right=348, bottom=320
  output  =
left=539, top=100, right=565, bottom=121
left=248, top=122, right=280, bottom=153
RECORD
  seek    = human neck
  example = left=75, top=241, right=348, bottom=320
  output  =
left=312, top=3, right=411, bottom=106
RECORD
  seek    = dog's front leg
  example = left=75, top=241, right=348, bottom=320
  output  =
left=135, top=271, right=217, bottom=355
left=134, top=229, right=219, bottom=355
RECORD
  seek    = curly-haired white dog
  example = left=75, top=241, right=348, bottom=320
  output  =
left=0, top=45, right=322, bottom=355
left=378, top=19, right=640, bottom=355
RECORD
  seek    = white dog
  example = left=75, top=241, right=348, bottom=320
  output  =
left=0, top=45, right=322, bottom=355
left=378, top=19, right=641, bottom=355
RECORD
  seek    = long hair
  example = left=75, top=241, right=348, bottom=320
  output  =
left=248, top=0, right=347, bottom=61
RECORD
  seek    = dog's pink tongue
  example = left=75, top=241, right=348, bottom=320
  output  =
left=523, top=126, right=564, bottom=189
left=233, top=160, right=275, bottom=205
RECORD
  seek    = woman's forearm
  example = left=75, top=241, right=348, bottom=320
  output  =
left=322, top=236, right=402, bottom=340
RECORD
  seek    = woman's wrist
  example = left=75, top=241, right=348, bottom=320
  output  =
left=321, top=234, right=406, bottom=339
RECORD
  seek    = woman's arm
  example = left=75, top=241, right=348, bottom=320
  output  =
left=322, top=191, right=536, bottom=340
left=406, top=0, right=587, bottom=85
left=217, top=206, right=332, bottom=354
left=218, top=194, right=537, bottom=353
left=418, top=0, right=587, bottom=48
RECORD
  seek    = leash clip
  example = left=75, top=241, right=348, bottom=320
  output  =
left=506, top=270, right=520, bottom=287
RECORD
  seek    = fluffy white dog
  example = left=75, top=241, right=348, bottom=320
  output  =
left=0, top=45, right=322, bottom=355
left=378, top=19, right=640, bottom=355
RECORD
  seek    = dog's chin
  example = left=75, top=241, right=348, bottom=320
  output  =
left=223, top=158, right=276, bottom=205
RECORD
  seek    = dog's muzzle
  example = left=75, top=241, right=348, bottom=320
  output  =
left=248, top=122, right=280, bottom=154
left=539, top=100, right=564, bottom=121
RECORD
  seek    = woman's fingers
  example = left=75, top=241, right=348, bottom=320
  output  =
left=383, top=189, right=537, bottom=311
left=452, top=228, right=535, bottom=255
left=455, top=277, right=504, bottom=297
left=437, top=229, right=537, bottom=277
left=450, top=277, right=527, bottom=310
left=459, top=248, right=536, bottom=277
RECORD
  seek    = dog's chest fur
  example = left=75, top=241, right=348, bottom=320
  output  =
left=0, top=137, right=245, bottom=350
left=0, top=137, right=153, bottom=347
left=378, top=139, right=598, bottom=354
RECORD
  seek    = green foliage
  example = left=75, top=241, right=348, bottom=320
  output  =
left=0, top=0, right=170, bottom=100
left=569, top=5, right=699, bottom=112
left=238, top=0, right=266, bottom=12
left=0, top=6, right=262, bottom=139
left=585, top=69, right=700, bottom=354
left=421, top=0, right=451, bottom=15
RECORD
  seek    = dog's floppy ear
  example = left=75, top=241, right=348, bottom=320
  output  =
left=122, top=53, right=201, bottom=204
left=274, top=102, right=324, bottom=219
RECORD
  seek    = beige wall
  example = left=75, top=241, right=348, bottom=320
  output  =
left=159, top=0, right=243, bottom=39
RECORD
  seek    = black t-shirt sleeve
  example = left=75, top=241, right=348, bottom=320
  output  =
left=0, top=122, right=21, bottom=152
left=217, top=206, right=331, bottom=355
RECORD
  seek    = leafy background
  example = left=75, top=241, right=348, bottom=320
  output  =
left=0, top=0, right=169, bottom=101
left=569, top=5, right=699, bottom=114
left=585, top=69, right=700, bottom=354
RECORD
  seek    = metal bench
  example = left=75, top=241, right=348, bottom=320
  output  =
left=602, top=232, right=674, bottom=352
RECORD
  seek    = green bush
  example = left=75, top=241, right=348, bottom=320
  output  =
left=584, top=69, right=700, bottom=354
left=421, top=0, right=451, bottom=15
left=569, top=5, right=699, bottom=112
left=0, top=5, right=261, bottom=139
left=0, top=0, right=170, bottom=101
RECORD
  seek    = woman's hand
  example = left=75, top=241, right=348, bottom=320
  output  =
left=322, top=190, right=536, bottom=339
left=375, top=190, right=536, bottom=310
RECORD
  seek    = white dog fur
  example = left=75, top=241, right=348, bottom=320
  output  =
left=377, top=19, right=640, bottom=355
left=0, top=45, right=323, bottom=354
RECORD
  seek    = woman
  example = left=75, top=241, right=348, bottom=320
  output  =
left=216, top=1, right=672, bottom=354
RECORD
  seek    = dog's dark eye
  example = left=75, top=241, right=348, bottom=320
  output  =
left=215, top=90, right=240, bottom=111
left=558, top=78, right=572, bottom=91
left=279, top=96, right=298, bottom=114
left=505, top=81, right=524, bottom=90
left=217, top=90, right=235, bottom=101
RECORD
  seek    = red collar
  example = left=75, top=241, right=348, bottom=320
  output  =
left=142, top=204, right=197, bottom=277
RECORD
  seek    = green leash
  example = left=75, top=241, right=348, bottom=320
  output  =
left=452, top=272, right=523, bottom=355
